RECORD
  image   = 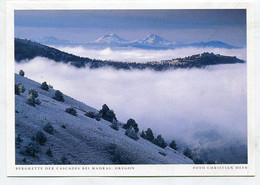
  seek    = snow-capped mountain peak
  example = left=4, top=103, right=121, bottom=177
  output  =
left=135, top=33, right=173, bottom=46
left=94, top=33, right=127, bottom=44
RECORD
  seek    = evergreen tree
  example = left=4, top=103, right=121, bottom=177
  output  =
left=26, top=94, right=36, bottom=106
left=183, top=147, right=193, bottom=160
left=140, top=130, right=146, bottom=139
left=145, top=128, right=154, bottom=142
left=153, top=134, right=167, bottom=148
left=123, top=118, right=139, bottom=133
left=35, top=131, right=47, bottom=145
left=125, top=126, right=139, bottom=140
left=19, top=70, right=25, bottom=76
left=104, top=109, right=117, bottom=122
left=99, top=104, right=117, bottom=122
left=41, top=81, right=49, bottom=91
left=28, top=88, right=38, bottom=98
left=27, top=89, right=40, bottom=106
left=53, top=90, right=64, bottom=102
left=169, top=140, right=177, bottom=150
left=17, top=83, right=26, bottom=93
left=99, top=104, right=109, bottom=117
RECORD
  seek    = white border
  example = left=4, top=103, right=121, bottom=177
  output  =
left=6, top=1, right=255, bottom=177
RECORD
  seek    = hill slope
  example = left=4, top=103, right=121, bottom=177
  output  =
left=15, top=74, right=193, bottom=164
left=15, top=38, right=245, bottom=71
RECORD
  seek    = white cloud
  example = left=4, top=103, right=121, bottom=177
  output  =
left=15, top=56, right=247, bottom=150
left=55, top=46, right=247, bottom=63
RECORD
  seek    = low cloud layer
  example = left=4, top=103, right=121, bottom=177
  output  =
left=55, top=46, right=247, bottom=63
left=16, top=56, right=247, bottom=151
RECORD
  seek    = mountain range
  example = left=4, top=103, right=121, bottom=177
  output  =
left=30, top=33, right=239, bottom=49
left=15, top=38, right=245, bottom=70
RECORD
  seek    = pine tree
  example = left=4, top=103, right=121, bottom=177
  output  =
left=183, top=147, right=193, bottom=160
left=153, top=134, right=167, bottom=148
left=140, top=130, right=146, bottom=139
left=41, top=82, right=49, bottom=91
left=123, top=118, right=139, bottom=133
left=145, top=128, right=154, bottom=142
left=53, top=90, right=64, bottom=102
left=169, top=140, right=177, bottom=150
left=19, top=70, right=25, bottom=76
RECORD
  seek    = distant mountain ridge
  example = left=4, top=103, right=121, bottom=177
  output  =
left=93, top=33, right=128, bottom=44
left=29, top=33, right=240, bottom=49
left=15, top=38, right=245, bottom=71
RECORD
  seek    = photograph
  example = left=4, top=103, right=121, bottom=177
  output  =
left=13, top=9, right=248, bottom=166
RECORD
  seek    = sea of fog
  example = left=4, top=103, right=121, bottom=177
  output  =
left=15, top=47, right=247, bottom=162
left=55, top=46, right=247, bottom=63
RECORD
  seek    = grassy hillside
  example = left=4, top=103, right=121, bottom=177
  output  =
left=15, top=74, right=193, bottom=165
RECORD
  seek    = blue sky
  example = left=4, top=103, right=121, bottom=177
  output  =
left=15, top=10, right=246, bottom=47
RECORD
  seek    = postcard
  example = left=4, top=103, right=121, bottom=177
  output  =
left=6, top=1, right=255, bottom=176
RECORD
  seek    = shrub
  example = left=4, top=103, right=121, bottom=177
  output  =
left=125, top=126, right=139, bottom=140
left=140, top=130, right=146, bottom=139
left=27, top=89, right=41, bottom=106
left=46, top=147, right=53, bottom=157
left=123, top=118, right=139, bottom=133
left=15, top=84, right=20, bottom=95
left=61, top=124, right=66, bottom=129
left=25, top=142, right=40, bottom=157
left=41, top=82, right=49, bottom=91
left=86, top=112, right=101, bottom=121
left=61, top=156, right=70, bottom=164
left=107, top=144, right=132, bottom=164
left=95, top=116, right=101, bottom=121
left=43, top=123, right=54, bottom=134
left=85, top=111, right=95, bottom=118
left=99, top=104, right=109, bottom=117
left=16, top=134, right=23, bottom=144
left=183, top=147, right=193, bottom=160
left=110, top=121, right=119, bottom=131
left=28, top=88, right=38, bottom=98
left=169, top=140, right=177, bottom=150
left=53, top=90, right=64, bottom=102
left=194, top=158, right=204, bottom=164
left=153, top=135, right=167, bottom=148
left=26, top=94, right=36, bottom=106
left=15, top=83, right=26, bottom=95
left=99, top=104, right=117, bottom=122
left=145, top=128, right=154, bottom=142
left=35, top=131, right=47, bottom=145
left=17, top=83, right=26, bottom=93
left=19, top=70, right=25, bottom=76
left=65, top=106, right=77, bottom=116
